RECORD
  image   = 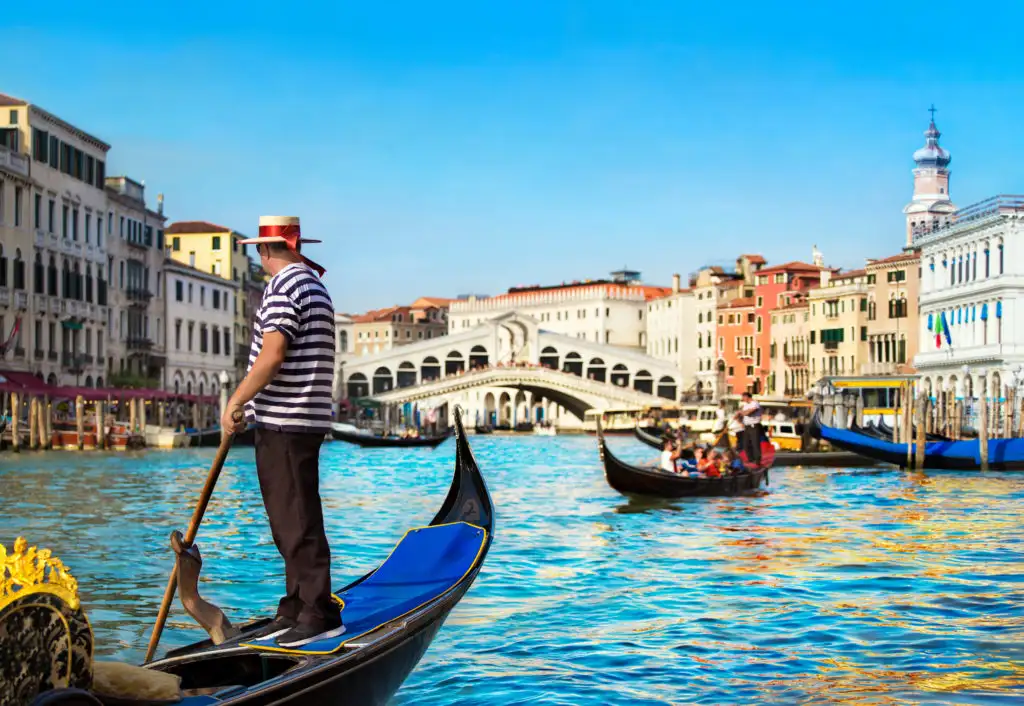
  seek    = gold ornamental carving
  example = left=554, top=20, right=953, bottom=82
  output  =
left=0, top=536, right=80, bottom=611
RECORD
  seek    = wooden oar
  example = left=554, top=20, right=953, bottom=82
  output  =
left=144, top=410, right=244, bottom=663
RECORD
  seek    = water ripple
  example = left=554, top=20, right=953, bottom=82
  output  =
left=1, top=434, right=1022, bottom=704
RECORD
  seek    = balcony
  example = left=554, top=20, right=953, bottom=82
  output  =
left=14, top=292, right=27, bottom=310
left=13, top=346, right=25, bottom=358
left=33, top=349, right=44, bottom=360
left=0, top=144, right=29, bottom=178
left=783, top=353, right=808, bottom=366
left=824, top=340, right=840, bottom=352
left=0, top=287, right=9, bottom=307
left=126, top=288, right=153, bottom=307
left=35, top=230, right=46, bottom=248
left=47, top=350, right=58, bottom=362
left=126, top=337, right=154, bottom=352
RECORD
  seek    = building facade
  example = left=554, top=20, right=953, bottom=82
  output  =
left=913, top=196, right=1024, bottom=402
left=104, top=176, right=167, bottom=386
left=752, top=258, right=829, bottom=394
left=864, top=252, right=920, bottom=375
left=645, top=274, right=696, bottom=397
left=717, top=296, right=757, bottom=395
left=165, top=220, right=261, bottom=383
left=0, top=92, right=111, bottom=387
left=163, top=259, right=239, bottom=396
left=448, top=271, right=669, bottom=350
left=808, top=269, right=871, bottom=378
left=768, top=293, right=812, bottom=397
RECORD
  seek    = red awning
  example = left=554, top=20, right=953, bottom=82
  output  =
left=0, top=370, right=57, bottom=395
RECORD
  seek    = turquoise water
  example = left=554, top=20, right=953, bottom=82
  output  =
left=1, top=434, right=1023, bottom=704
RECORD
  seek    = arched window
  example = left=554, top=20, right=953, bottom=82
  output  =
left=33, top=252, right=44, bottom=294
left=0, top=244, right=6, bottom=288
left=47, top=255, right=57, bottom=296
left=13, top=249, right=25, bottom=290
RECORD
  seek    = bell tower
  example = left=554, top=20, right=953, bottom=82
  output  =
left=903, top=106, right=955, bottom=247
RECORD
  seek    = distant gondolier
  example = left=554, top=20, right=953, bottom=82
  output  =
left=735, top=392, right=763, bottom=465
left=222, top=215, right=342, bottom=648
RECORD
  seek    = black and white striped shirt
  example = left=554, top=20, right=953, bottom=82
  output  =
left=245, top=263, right=335, bottom=433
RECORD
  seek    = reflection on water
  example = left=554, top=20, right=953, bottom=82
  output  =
left=2, top=435, right=1023, bottom=704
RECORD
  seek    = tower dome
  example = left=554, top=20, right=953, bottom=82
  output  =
left=912, top=108, right=951, bottom=168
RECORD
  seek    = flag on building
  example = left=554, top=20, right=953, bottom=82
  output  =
left=934, top=311, right=951, bottom=348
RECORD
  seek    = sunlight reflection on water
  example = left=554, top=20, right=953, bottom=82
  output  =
left=1, top=434, right=1022, bottom=704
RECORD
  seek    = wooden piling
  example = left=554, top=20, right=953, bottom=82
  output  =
left=979, top=383, right=989, bottom=471
left=903, top=385, right=913, bottom=468
left=11, top=392, right=20, bottom=452
left=915, top=393, right=927, bottom=470
left=97, top=400, right=105, bottom=448
left=29, top=397, right=38, bottom=450
left=129, top=398, right=137, bottom=434
left=75, top=395, right=85, bottom=451
left=36, top=397, right=48, bottom=450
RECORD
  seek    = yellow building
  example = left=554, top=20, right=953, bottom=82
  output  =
left=807, top=269, right=871, bottom=378
left=164, top=220, right=260, bottom=383
left=864, top=252, right=920, bottom=375
left=768, top=292, right=812, bottom=398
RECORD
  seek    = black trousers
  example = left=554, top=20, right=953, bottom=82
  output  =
left=254, top=427, right=341, bottom=630
left=741, top=423, right=763, bottom=464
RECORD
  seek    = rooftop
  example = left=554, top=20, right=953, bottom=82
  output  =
left=501, top=279, right=670, bottom=301
left=830, top=269, right=867, bottom=282
left=0, top=93, right=27, bottom=107
left=756, top=260, right=832, bottom=275
left=865, top=252, right=920, bottom=268
left=724, top=296, right=755, bottom=309
left=165, top=221, right=234, bottom=235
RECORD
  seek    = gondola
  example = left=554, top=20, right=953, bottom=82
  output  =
left=811, top=411, right=1024, bottom=470
left=331, top=426, right=453, bottom=449
left=18, top=406, right=494, bottom=705
left=185, top=426, right=222, bottom=448
left=599, top=420, right=772, bottom=498
left=868, top=419, right=951, bottom=442
left=634, top=424, right=671, bottom=449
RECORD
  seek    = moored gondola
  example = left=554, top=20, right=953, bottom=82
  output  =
left=812, top=411, right=1024, bottom=470
left=634, top=424, right=671, bottom=449
left=331, top=426, right=453, bottom=449
left=600, top=421, right=772, bottom=498
left=185, top=426, right=222, bottom=447
left=16, top=406, right=493, bottom=705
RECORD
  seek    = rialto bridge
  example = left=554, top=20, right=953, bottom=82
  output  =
left=335, top=312, right=684, bottom=428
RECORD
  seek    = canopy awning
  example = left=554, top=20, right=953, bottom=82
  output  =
left=0, top=370, right=57, bottom=395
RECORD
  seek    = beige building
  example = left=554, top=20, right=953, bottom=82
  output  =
left=164, top=220, right=261, bottom=383
left=352, top=299, right=450, bottom=357
left=768, top=293, right=811, bottom=398
left=864, top=252, right=920, bottom=375
left=645, top=274, right=696, bottom=396
left=808, top=269, right=871, bottom=378
left=0, top=92, right=112, bottom=387
left=104, top=176, right=167, bottom=386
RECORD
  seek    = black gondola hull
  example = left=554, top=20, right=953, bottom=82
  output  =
left=600, top=424, right=771, bottom=498
left=330, top=427, right=452, bottom=448
left=29, top=407, right=493, bottom=706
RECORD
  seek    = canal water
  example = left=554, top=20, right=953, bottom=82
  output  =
left=1, top=435, right=1022, bottom=704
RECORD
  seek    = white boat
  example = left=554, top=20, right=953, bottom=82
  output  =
left=534, top=425, right=556, bottom=436
left=144, top=424, right=189, bottom=449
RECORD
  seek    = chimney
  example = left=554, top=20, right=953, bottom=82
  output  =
left=672, top=273, right=681, bottom=293
left=157, top=193, right=164, bottom=216
left=820, top=270, right=832, bottom=287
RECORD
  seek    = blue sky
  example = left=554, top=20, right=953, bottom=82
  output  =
left=4, top=1, right=1024, bottom=313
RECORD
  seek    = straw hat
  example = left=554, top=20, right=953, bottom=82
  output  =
left=238, top=216, right=322, bottom=245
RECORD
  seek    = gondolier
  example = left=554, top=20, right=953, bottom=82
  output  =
left=222, top=215, right=343, bottom=648
left=735, top=391, right=763, bottom=465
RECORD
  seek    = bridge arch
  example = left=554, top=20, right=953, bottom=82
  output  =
left=587, top=357, right=606, bottom=383
left=421, top=356, right=441, bottom=383
left=397, top=361, right=417, bottom=388
left=484, top=392, right=496, bottom=426
left=498, top=391, right=512, bottom=426
left=372, top=367, right=393, bottom=394
left=469, top=345, right=489, bottom=370
left=445, top=350, right=465, bottom=375
left=610, top=364, right=629, bottom=387
left=633, top=369, right=653, bottom=394
left=540, top=346, right=559, bottom=370
left=562, top=351, right=583, bottom=376
left=657, top=375, right=677, bottom=400
left=347, top=372, right=369, bottom=398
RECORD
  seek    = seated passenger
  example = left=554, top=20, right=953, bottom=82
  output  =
left=698, top=449, right=720, bottom=477
left=660, top=439, right=681, bottom=473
